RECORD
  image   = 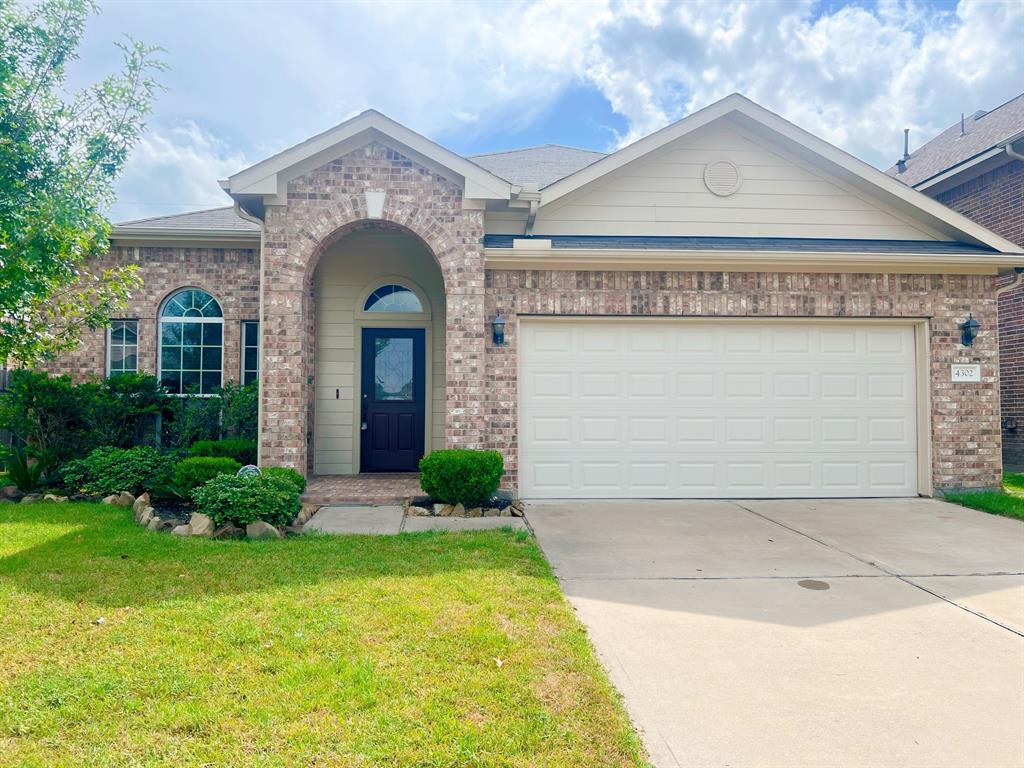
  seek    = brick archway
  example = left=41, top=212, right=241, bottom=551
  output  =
left=257, top=142, right=486, bottom=472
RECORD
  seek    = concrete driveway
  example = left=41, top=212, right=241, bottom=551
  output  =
left=527, top=498, right=1024, bottom=768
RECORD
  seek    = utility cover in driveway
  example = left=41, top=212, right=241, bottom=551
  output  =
left=519, top=319, right=919, bottom=498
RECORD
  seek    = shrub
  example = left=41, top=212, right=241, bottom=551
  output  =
left=161, top=395, right=221, bottom=452
left=218, top=380, right=258, bottom=441
left=191, top=473, right=301, bottom=528
left=261, top=466, right=306, bottom=494
left=188, top=438, right=257, bottom=465
left=2, top=446, right=55, bottom=493
left=61, top=446, right=174, bottom=497
left=419, top=449, right=503, bottom=507
left=0, top=370, right=166, bottom=466
left=172, top=456, right=242, bottom=493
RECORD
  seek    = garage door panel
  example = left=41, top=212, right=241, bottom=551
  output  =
left=520, top=320, right=919, bottom=498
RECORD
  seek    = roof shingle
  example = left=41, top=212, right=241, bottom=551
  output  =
left=115, top=206, right=259, bottom=232
left=470, top=144, right=606, bottom=188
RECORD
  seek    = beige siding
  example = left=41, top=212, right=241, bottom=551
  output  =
left=484, top=208, right=529, bottom=235
left=313, top=230, right=446, bottom=475
left=533, top=122, right=940, bottom=240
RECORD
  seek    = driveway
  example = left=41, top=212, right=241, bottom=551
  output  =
left=527, top=498, right=1024, bottom=768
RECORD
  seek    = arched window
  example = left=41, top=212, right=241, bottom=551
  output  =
left=363, top=284, right=423, bottom=313
left=159, top=288, right=223, bottom=395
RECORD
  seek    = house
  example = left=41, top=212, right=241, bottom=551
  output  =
left=887, top=93, right=1024, bottom=467
left=45, top=93, right=1024, bottom=499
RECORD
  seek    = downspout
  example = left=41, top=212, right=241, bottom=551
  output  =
left=996, top=266, right=1024, bottom=298
left=233, top=201, right=267, bottom=466
left=1005, top=139, right=1024, bottom=163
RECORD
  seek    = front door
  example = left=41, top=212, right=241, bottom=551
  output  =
left=360, top=328, right=426, bottom=472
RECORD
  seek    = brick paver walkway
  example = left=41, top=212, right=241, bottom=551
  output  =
left=302, top=473, right=422, bottom=505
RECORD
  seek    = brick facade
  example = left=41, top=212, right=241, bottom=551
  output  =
left=258, top=142, right=486, bottom=471
left=935, top=159, right=1023, bottom=465
left=40, top=245, right=260, bottom=384
left=484, top=270, right=1002, bottom=491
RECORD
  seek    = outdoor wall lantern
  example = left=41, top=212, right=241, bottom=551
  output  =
left=960, top=314, right=980, bottom=347
left=492, top=312, right=506, bottom=346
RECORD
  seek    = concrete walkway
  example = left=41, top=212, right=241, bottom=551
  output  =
left=303, top=505, right=527, bottom=534
left=528, top=498, right=1024, bottom=768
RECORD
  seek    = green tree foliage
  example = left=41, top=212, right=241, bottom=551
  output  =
left=0, top=0, right=164, bottom=364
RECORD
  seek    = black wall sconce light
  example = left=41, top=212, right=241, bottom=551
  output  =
left=492, top=312, right=506, bottom=345
left=959, top=314, right=980, bottom=347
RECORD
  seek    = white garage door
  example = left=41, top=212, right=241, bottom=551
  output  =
left=519, top=320, right=919, bottom=498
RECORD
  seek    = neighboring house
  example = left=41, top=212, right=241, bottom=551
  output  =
left=45, top=93, right=1023, bottom=498
left=887, top=93, right=1024, bottom=467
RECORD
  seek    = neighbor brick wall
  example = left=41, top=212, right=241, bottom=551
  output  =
left=258, top=141, right=486, bottom=471
left=40, top=245, right=260, bottom=384
left=935, top=159, right=1023, bottom=466
left=484, top=270, right=1002, bottom=491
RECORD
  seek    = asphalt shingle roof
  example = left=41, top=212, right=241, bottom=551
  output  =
left=115, top=206, right=259, bottom=232
left=887, top=93, right=1024, bottom=187
left=470, top=144, right=606, bottom=188
left=483, top=234, right=997, bottom=255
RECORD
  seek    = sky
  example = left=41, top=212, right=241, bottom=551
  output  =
left=64, top=0, right=1024, bottom=222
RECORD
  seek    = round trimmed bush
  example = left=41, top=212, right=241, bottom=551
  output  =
left=418, top=449, right=503, bottom=507
left=60, top=446, right=174, bottom=496
left=191, top=473, right=301, bottom=528
left=261, top=466, right=306, bottom=494
left=173, top=456, right=242, bottom=493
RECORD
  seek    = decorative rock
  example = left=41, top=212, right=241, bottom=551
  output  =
left=407, top=505, right=431, bottom=516
left=283, top=525, right=305, bottom=537
left=246, top=520, right=281, bottom=539
left=0, top=486, right=24, bottom=501
left=188, top=513, right=215, bottom=537
left=438, top=504, right=455, bottom=517
left=296, top=504, right=319, bottom=525
left=112, top=491, right=135, bottom=507
left=433, top=503, right=447, bottom=516
left=500, top=506, right=514, bottom=517
left=483, top=507, right=501, bottom=517
left=146, top=516, right=163, bottom=530
left=452, top=503, right=466, bottom=517
left=137, top=507, right=154, bottom=527
left=132, top=493, right=150, bottom=516
left=102, top=494, right=119, bottom=505
left=42, top=493, right=68, bottom=503
left=466, top=507, right=483, bottom=518
left=171, top=524, right=192, bottom=536
left=70, top=493, right=96, bottom=502
left=20, top=493, right=43, bottom=504
left=213, top=523, right=244, bottom=540
left=509, top=501, right=526, bottom=517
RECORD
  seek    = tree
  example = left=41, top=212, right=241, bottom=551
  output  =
left=0, top=0, right=164, bottom=365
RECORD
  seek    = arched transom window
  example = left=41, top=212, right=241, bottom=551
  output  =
left=363, top=284, right=424, bottom=313
left=159, top=288, right=223, bottom=395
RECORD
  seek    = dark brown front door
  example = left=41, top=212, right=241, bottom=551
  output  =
left=360, top=328, right=425, bottom=472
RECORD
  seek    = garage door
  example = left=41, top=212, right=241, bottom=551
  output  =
left=519, top=320, right=919, bottom=498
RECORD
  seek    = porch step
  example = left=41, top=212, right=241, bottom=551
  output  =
left=301, top=473, right=422, bottom=506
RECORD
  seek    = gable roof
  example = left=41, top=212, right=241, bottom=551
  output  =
left=886, top=93, right=1024, bottom=188
left=536, top=93, right=1021, bottom=254
left=224, top=109, right=512, bottom=208
left=470, top=145, right=606, bottom=188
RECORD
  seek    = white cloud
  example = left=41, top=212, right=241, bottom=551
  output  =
left=79, top=0, right=1021, bottom=219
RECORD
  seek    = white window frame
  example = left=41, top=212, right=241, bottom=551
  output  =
left=157, top=288, right=224, bottom=397
left=241, top=320, right=259, bottom=385
left=106, top=319, right=139, bottom=377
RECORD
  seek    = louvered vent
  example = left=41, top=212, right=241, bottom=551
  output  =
left=703, top=160, right=742, bottom=196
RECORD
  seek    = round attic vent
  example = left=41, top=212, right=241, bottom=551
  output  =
left=703, top=160, right=742, bottom=196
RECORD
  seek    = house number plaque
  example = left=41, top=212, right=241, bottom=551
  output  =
left=951, top=364, right=981, bottom=382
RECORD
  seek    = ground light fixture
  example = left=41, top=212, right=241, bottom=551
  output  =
left=492, top=312, right=506, bottom=345
left=959, top=314, right=980, bottom=347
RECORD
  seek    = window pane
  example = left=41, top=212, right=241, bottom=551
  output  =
left=162, top=322, right=182, bottom=345
left=161, top=289, right=222, bottom=318
left=123, top=351, right=137, bottom=371
left=183, top=323, right=202, bottom=346
left=373, top=337, right=414, bottom=401
left=162, top=346, right=181, bottom=371
left=181, top=370, right=201, bottom=392
left=243, top=370, right=257, bottom=386
left=202, top=346, right=222, bottom=371
left=110, top=323, right=125, bottom=344
left=364, top=284, right=423, bottom=313
left=161, top=373, right=180, bottom=393
left=244, top=321, right=258, bottom=345
left=181, top=345, right=201, bottom=369
left=244, top=348, right=258, bottom=372
left=110, top=347, right=124, bottom=366
left=201, top=372, right=220, bottom=395
left=124, top=322, right=138, bottom=343
left=203, top=323, right=222, bottom=345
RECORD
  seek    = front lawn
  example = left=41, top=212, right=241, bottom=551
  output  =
left=943, top=472, right=1024, bottom=521
left=0, top=503, right=647, bottom=767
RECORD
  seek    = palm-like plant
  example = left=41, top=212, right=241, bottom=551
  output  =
left=3, top=446, right=55, bottom=493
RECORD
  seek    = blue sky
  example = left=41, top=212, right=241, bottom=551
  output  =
left=65, top=0, right=1023, bottom=221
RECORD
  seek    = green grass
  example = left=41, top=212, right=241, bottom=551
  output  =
left=0, top=503, right=648, bottom=767
left=943, top=472, right=1024, bottom=521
